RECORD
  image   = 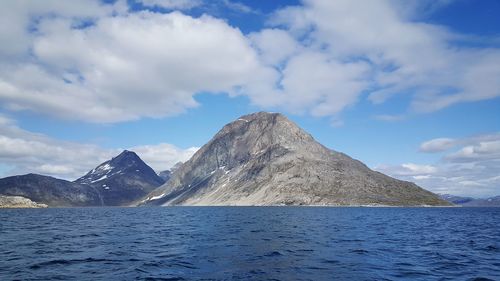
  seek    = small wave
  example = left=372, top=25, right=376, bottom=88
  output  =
left=350, top=249, right=368, bottom=254
left=485, top=245, right=498, bottom=251
left=321, top=259, right=340, bottom=264
left=171, top=261, right=197, bottom=269
left=264, top=251, right=284, bottom=257
left=144, top=277, right=185, bottom=281
left=29, top=258, right=114, bottom=269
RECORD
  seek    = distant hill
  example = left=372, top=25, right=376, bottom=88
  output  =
left=158, top=170, right=172, bottom=182
left=75, top=150, right=165, bottom=206
left=158, top=162, right=183, bottom=183
left=141, top=112, right=450, bottom=206
left=0, top=174, right=102, bottom=207
left=439, top=194, right=500, bottom=207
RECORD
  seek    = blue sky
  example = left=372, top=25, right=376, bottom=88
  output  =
left=0, top=0, right=499, bottom=197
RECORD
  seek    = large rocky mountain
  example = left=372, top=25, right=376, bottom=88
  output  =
left=439, top=194, right=500, bottom=207
left=141, top=112, right=450, bottom=206
left=75, top=150, right=165, bottom=206
left=0, top=174, right=103, bottom=207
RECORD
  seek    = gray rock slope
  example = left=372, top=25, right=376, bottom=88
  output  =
left=141, top=112, right=450, bottom=206
left=0, top=174, right=103, bottom=207
left=75, top=150, right=165, bottom=206
left=0, top=195, right=48, bottom=208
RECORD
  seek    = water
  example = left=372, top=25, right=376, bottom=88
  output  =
left=0, top=207, right=499, bottom=281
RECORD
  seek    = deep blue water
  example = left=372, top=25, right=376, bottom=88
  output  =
left=0, top=207, right=499, bottom=281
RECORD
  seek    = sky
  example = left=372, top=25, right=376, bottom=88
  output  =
left=0, top=0, right=499, bottom=198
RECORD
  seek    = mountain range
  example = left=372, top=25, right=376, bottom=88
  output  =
left=0, top=151, right=165, bottom=207
left=439, top=194, right=500, bottom=207
left=141, top=112, right=450, bottom=206
left=5, top=112, right=493, bottom=208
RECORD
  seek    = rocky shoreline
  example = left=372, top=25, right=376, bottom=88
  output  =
left=0, top=195, right=48, bottom=208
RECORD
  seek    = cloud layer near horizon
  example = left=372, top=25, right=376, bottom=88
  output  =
left=0, top=115, right=197, bottom=180
left=376, top=133, right=500, bottom=198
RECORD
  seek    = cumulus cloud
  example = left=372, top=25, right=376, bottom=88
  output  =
left=1, top=10, right=266, bottom=123
left=419, top=138, right=456, bottom=152
left=139, top=0, right=202, bottom=10
left=0, top=115, right=197, bottom=180
left=1, top=0, right=499, bottom=124
left=221, top=0, right=256, bottom=14
left=376, top=133, right=500, bottom=198
left=0, top=0, right=110, bottom=58
left=131, top=143, right=199, bottom=172
left=269, top=0, right=500, bottom=115
left=446, top=140, right=500, bottom=162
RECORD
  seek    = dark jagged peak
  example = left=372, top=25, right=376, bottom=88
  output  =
left=76, top=150, right=160, bottom=185
left=110, top=150, right=141, bottom=165
left=75, top=150, right=164, bottom=206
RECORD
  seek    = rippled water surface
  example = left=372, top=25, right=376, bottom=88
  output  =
left=1, top=207, right=499, bottom=280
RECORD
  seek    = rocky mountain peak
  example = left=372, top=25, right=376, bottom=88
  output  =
left=75, top=150, right=164, bottom=206
left=142, top=112, right=450, bottom=206
left=110, top=150, right=141, bottom=165
left=76, top=150, right=150, bottom=185
left=185, top=112, right=319, bottom=175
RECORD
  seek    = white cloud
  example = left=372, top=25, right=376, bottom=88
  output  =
left=139, top=0, right=202, bottom=10
left=0, top=10, right=266, bottom=122
left=221, top=0, right=256, bottom=14
left=401, top=163, right=437, bottom=174
left=376, top=133, right=500, bottom=198
left=1, top=0, right=499, bottom=124
left=446, top=140, right=500, bottom=162
left=249, top=28, right=300, bottom=66
left=0, top=115, right=196, bottom=180
left=419, top=138, right=456, bottom=152
left=131, top=143, right=198, bottom=172
left=269, top=0, right=500, bottom=115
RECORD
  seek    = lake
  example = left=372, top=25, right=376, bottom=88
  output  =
left=0, top=207, right=499, bottom=280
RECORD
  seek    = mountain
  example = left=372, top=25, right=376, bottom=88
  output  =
left=158, top=162, right=183, bottom=182
left=141, top=112, right=450, bottom=206
left=75, top=150, right=165, bottom=206
left=440, top=194, right=500, bottom=207
left=158, top=170, right=172, bottom=182
left=0, top=174, right=103, bottom=207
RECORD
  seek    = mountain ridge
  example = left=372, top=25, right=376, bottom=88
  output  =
left=439, top=194, right=500, bottom=207
left=0, top=151, right=164, bottom=207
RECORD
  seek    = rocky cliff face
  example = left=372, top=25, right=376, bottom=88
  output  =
left=142, top=112, right=450, bottom=206
left=75, top=150, right=164, bottom=206
left=0, top=174, right=102, bottom=207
